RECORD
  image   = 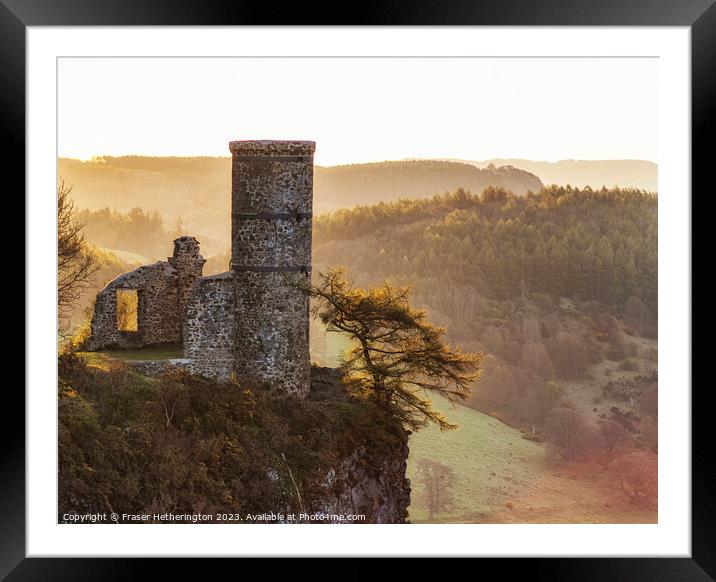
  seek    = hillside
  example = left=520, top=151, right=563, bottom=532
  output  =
left=313, top=185, right=658, bottom=314
left=407, top=398, right=655, bottom=524
left=60, top=157, right=231, bottom=255
left=303, top=323, right=656, bottom=524
left=312, top=330, right=656, bottom=524
left=58, top=156, right=543, bottom=251
left=315, top=160, right=542, bottom=211
left=408, top=397, right=544, bottom=523
left=442, top=158, right=657, bottom=191
left=313, top=186, right=658, bottom=508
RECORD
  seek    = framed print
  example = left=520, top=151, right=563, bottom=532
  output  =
left=9, top=0, right=708, bottom=577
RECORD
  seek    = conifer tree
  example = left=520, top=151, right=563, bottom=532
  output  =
left=310, top=268, right=482, bottom=431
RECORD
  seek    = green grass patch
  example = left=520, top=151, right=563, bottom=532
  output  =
left=407, top=397, right=545, bottom=523
left=78, top=344, right=184, bottom=366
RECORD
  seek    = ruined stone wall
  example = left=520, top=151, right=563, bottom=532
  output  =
left=230, top=140, right=315, bottom=397
left=170, top=236, right=207, bottom=329
left=183, top=271, right=236, bottom=379
left=88, top=237, right=205, bottom=351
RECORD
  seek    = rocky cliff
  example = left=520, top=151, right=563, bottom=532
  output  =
left=59, top=355, right=411, bottom=524
left=300, top=367, right=410, bottom=523
left=308, top=440, right=410, bottom=524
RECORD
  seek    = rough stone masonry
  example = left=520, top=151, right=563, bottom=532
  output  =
left=230, top=140, right=315, bottom=398
left=88, top=236, right=205, bottom=350
left=88, top=140, right=316, bottom=399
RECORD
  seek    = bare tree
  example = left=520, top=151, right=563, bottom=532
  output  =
left=520, top=341, right=556, bottom=379
left=58, top=181, right=99, bottom=323
left=597, top=418, right=629, bottom=463
left=157, top=371, right=187, bottom=428
left=415, top=458, right=457, bottom=521
left=607, top=451, right=657, bottom=507
left=546, top=332, right=591, bottom=379
left=544, top=407, right=598, bottom=461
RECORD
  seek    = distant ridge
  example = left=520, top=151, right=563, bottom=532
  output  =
left=314, top=160, right=543, bottom=213
left=57, top=157, right=544, bottom=245
left=433, top=158, right=657, bottom=192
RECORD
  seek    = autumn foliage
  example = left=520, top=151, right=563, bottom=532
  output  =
left=310, top=268, right=482, bottom=431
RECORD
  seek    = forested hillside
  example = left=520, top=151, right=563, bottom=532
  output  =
left=314, top=185, right=657, bottom=314
left=76, top=206, right=187, bottom=261
left=60, top=157, right=231, bottom=254
left=313, top=186, right=658, bottom=446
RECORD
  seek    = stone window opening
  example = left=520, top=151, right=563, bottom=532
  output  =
left=116, top=289, right=139, bottom=332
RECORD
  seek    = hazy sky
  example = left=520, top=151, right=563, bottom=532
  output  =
left=58, top=57, right=657, bottom=166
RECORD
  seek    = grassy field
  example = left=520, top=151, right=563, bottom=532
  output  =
left=406, top=396, right=657, bottom=524
left=407, top=398, right=545, bottom=523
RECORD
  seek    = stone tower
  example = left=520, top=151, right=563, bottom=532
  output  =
left=230, top=140, right=315, bottom=397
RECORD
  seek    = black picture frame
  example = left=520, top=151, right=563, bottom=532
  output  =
left=8, top=0, right=707, bottom=578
